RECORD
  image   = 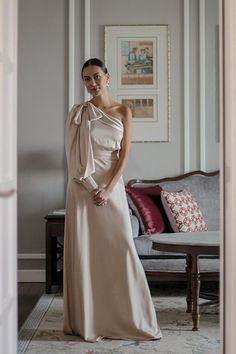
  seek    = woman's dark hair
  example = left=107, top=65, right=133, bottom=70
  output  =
left=81, top=58, right=108, bottom=78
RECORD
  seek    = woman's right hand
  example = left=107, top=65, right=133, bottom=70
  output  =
left=92, top=187, right=109, bottom=206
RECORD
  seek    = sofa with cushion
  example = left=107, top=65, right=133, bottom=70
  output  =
left=125, top=170, right=220, bottom=281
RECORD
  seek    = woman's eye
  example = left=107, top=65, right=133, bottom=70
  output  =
left=95, top=75, right=101, bottom=80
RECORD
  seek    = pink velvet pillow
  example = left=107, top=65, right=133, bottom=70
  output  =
left=125, top=186, right=170, bottom=235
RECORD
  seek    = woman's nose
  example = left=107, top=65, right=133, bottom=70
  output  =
left=90, top=77, right=96, bottom=86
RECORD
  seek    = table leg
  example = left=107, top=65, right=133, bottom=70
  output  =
left=51, top=237, right=58, bottom=284
left=191, top=254, right=200, bottom=331
left=186, top=254, right=192, bottom=313
left=46, top=222, right=52, bottom=294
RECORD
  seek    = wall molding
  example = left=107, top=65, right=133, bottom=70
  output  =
left=84, top=0, right=90, bottom=101
left=84, top=0, right=90, bottom=61
left=68, top=0, right=91, bottom=107
left=18, top=270, right=45, bottom=282
left=199, top=0, right=206, bottom=171
left=69, top=0, right=76, bottom=109
left=184, top=0, right=190, bottom=173
left=18, top=254, right=45, bottom=282
left=18, top=253, right=45, bottom=260
left=18, top=254, right=46, bottom=282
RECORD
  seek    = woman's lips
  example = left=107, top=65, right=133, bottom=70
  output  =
left=90, top=87, right=100, bottom=94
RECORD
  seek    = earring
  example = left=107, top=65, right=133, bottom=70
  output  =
left=106, top=80, right=110, bottom=87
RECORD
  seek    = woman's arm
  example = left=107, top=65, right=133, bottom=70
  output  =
left=93, top=105, right=132, bottom=206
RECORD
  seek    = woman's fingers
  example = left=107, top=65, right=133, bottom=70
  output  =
left=93, top=191, right=105, bottom=202
left=96, top=200, right=107, bottom=206
left=94, top=195, right=104, bottom=203
left=93, top=188, right=101, bottom=196
left=92, top=188, right=108, bottom=206
left=96, top=203, right=107, bottom=206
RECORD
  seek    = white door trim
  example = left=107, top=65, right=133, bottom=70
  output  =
left=223, top=0, right=236, bottom=352
left=0, top=0, right=18, bottom=352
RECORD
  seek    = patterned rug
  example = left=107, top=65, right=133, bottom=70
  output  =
left=18, top=285, right=220, bottom=354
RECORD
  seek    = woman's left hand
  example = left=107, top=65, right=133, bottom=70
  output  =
left=92, top=187, right=110, bottom=206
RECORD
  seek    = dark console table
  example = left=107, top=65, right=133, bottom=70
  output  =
left=45, top=211, right=65, bottom=293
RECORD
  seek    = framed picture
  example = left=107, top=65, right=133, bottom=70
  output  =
left=117, top=95, right=157, bottom=122
left=117, top=37, right=157, bottom=89
left=105, top=25, right=170, bottom=142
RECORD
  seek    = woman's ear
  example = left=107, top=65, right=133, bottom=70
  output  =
left=106, top=73, right=111, bottom=87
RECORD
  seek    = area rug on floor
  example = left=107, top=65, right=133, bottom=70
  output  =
left=18, top=289, right=220, bottom=354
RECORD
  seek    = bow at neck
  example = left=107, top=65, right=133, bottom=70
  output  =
left=73, top=101, right=103, bottom=125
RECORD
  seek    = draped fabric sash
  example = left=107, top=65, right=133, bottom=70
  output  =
left=66, top=101, right=123, bottom=192
left=72, top=102, right=103, bottom=182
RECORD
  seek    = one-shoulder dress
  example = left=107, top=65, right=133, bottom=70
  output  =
left=63, top=101, right=162, bottom=342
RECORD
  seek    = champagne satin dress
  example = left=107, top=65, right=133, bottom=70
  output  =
left=63, top=101, right=162, bottom=342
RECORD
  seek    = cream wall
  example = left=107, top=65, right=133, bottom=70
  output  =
left=18, top=0, right=68, bottom=272
left=17, top=0, right=219, bottom=276
left=85, top=0, right=184, bottom=180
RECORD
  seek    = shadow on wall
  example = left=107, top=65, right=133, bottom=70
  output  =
left=17, top=149, right=66, bottom=253
left=17, top=149, right=66, bottom=219
left=18, top=149, right=66, bottom=171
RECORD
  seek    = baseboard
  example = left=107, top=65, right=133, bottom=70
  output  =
left=18, top=253, right=45, bottom=260
left=18, top=269, right=45, bottom=282
left=18, top=254, right=46, bottom=282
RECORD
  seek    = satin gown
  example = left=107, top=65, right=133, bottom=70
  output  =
left=63, top=101, right=162, bottom=342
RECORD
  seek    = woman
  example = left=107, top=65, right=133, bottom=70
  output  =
left=63, top=58, right=162, bottom=342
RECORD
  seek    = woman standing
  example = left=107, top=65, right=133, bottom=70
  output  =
left=63, top=58, right=162, bottom=342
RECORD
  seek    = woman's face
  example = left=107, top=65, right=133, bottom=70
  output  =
left=82, top=65, right=109, bottom=97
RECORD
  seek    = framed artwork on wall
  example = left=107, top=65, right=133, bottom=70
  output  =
left=117, top=95, right=157, bottom=122
left=105, top=25, right=170, bottom=142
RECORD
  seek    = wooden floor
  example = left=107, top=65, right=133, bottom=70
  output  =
left=18, top=282, right=45, bottom=330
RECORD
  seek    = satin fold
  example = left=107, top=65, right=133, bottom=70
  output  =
left=63, top=101, right=162, bottom=341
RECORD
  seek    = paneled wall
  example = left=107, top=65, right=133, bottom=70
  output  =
left=18, top=0, right=219, bottom=277
left=78, top=0, right=185, bottom=180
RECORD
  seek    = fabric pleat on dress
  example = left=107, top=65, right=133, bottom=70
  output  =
left=63, top=101, right=162, bottom=342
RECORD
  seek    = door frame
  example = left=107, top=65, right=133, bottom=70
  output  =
left=221, top=0, right=236, bottom=353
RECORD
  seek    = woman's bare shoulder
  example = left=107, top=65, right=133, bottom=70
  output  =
left=112, top=101, right=132, bottom=121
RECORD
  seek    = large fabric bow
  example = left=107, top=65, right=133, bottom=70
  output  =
left=72, top=102, right=102, bottom=182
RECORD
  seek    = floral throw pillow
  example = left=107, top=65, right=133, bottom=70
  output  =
left=161, top=190, right=208, bottom=232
